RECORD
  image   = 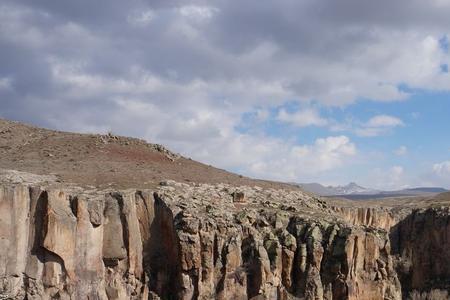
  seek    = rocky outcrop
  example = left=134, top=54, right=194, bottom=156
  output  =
left=0, top=185, right=150, bottom=299
left=333, top=204, right=450, bottom=300
left=331, top=207, right=397, bottom=231
left=1, top=180, right=449, bottom=299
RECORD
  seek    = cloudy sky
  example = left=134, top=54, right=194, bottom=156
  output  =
left=1, top=0, right=450, bottom=189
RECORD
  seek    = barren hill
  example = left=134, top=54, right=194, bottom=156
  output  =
left=0, top=119, right=295, bottom=190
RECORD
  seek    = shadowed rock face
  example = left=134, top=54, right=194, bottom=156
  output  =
left=0, top=181, right=449, bottom=300
left=389, top=208, right=450, bottom=300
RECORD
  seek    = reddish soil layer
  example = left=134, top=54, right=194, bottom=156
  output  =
left=0, top=119, right=298, bottom=190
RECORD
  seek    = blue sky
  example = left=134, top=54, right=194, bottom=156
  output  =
left=1, top=0, right=450, bottom=189
left=233, top=93, right=450, bottom=189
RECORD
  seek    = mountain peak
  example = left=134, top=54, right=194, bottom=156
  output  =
left=299, top=182, right=376, bottom=196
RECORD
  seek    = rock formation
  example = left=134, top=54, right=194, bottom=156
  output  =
left=2, top=174, right=449, bottom=300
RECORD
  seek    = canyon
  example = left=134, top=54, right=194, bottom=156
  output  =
left=1, top=119, right=450, bottom=299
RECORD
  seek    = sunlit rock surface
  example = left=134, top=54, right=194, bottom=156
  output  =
left=1, top=176, right=450, bottom=299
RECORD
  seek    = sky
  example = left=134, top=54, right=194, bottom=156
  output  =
left=1, top=0, right=450, bottom=189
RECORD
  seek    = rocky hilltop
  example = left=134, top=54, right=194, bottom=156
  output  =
left=1, top=120, right=450, bottom=300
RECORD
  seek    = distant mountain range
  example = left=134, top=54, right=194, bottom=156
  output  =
left=297, top=182, right=448, bottom=199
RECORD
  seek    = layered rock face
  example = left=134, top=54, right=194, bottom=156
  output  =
left=0, top=180, right=449, bottom=300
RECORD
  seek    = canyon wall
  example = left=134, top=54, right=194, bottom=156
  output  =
left=390, top=208, right=450, bottom=300
left=1, top=182, right=449, bottom=299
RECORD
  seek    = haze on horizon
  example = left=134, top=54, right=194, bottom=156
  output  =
left=1, top=0, right=450, bottom=189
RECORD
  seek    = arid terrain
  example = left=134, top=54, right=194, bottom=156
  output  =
left=1, top=119, right=450, bottom=300
left=0, top=119, right=298, bottom=191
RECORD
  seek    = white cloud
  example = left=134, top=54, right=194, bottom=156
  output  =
left=242, top=135, right=357, bottom=181
left=366, top=115, right=404, bottom=127
left=355, top=114, right=404, bottom=137
left=433, top=161, right=450, bottom=176
left=388, top=166, right=408, bottom=188
left=254, top=108, right=269, bottom=122
left=0, top=77, right=12, bottom=90
left=128, top=10, right=155, bottom=26
left=277, top=108, right=328, bottom=127
left=330, top=114, right=405, bottom=137
left=303, top=136, right=357, bottom=170
left=2, top=1, right=450, bottom=111
left=354, top=127, right=385, bottom=137
left=419, top=161, right=450, bottom=188
left=178, top=5, right=218, bottom=21
left=394, top=146, right=408, bottom=156
left=391, top=165, right=404, bottom=179
left=364, top=165, right=410, bottom=190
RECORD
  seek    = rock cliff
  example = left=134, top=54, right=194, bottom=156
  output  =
left=2, top=176, right=449, bottom=300
left=2, top=119, right=450, bottom=300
